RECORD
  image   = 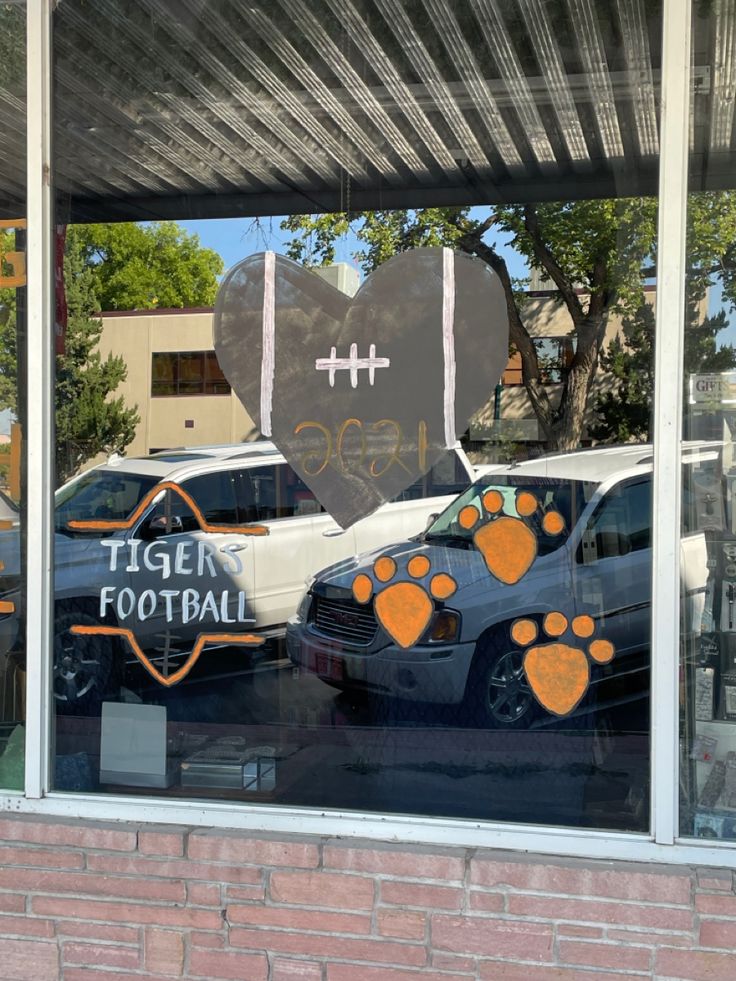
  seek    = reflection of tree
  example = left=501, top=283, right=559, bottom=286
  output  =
left=0, top=3, right=24, bottom=93
left=0, top=222, right=223, bottom=485
left=283, top=193, right=736, bottom=451
left=591, top=305, right=736, bottom=443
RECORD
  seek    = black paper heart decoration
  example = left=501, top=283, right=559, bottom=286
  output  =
left=213, top=247, right=508, bottom=528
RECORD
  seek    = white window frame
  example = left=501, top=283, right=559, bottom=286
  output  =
left=8, top=0, right=733, bottom=869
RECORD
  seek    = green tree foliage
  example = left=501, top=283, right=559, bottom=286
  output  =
left=71, top=222, right=223, bottom=311
left=54, top=232, right=140, bottom=484
left=0, top=222, right=223, bottom=484
left=283, top=194, right=736, bottom=450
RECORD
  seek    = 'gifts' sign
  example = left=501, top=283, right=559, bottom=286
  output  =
left=214, top=247, right=508, bottom=528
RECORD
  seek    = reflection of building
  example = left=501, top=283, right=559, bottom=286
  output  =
left=469, top=285, right=660, bottom=452
left=98, top=307, right=258, bottom=456
left=98, top=280, right=658, bottom=459
left=98, top=264, right=361, bottom=458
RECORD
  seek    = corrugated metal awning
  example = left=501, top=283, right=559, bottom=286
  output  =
left=0, top=0, right=733, bottom=222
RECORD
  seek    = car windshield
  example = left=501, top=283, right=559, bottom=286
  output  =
left=424, top=473, right=598, bottom=555
left=54, top=470, right=160, bottom=536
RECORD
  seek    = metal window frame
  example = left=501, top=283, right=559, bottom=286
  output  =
left=5, top=0, right=720, bottom=868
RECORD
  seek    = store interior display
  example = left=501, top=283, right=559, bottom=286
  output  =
left=683, top=412, right=736, bottom=839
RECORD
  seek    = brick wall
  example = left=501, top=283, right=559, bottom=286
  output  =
left=0, top=814, right=733, bottom=980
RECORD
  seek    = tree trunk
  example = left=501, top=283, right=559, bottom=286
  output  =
left=547, top=313, right=609, bottom=452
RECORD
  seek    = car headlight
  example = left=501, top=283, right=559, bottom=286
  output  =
left=296, top=589, right=312, bottom=621
left=422, top=610, right=461, bottom=644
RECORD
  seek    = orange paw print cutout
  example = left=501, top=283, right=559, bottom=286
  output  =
left=352, top=555, right=457, bottom=649
left=512, top=612, right=615, bottom=717
left=459, top=490, right=564, bottom=585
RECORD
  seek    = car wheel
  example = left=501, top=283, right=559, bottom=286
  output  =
left=53, top=608, right=119, bottom=716
left=464, top=627, right=539, bottom=729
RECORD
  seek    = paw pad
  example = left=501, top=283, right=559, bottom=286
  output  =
left=511, top=612, right=614, bottom=717
left=460, top=490, right=564, bottom=585
left=352, top=555, right=457, bottom=649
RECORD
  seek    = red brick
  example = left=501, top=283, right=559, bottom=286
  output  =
left=55, top=921, right=139, bottom=944
left=0, top=893, right=25, bottom=913
left=0, top=816, right=136, bottom=852
left=328, top=967, right=468, bottom=981
left=556, top=925, right=604, bottom=939
left=32, top=895, right=222, bottom=930
left=559, top=939, right=651, bottom=972
left=0, top=866, right=184, bottom=903
left=696, top=892, right=736, bottom=916
left=139, top=829, right=185, bottom=857
left=607, top=928, right=692, bottom=947
left=229, top=926, right=426, bottom=966
left=272, top=959, right=323, bottom=981
left=189, top=947, right=268, bottom=980
left=145, top=928, right=185, bottom=976
left=656, top=946, right=736, bottom=980
left=696, top=871, right=733, bottom=892
left=0, top=914, right=55, bottom=938
left=0, top=937, right=58, bottom=980
left=65, top=972, right=177, bottom=981
left=188, top=881, right=221, bottom=906
left=507, top=894, right=694, bottom=930
left=87, top=852, right=261, bottom=885
left=432, top=914, right=553, bottom=960
left=380, top=880, right=463, bottom=910
left=224, top=884, right=266, bottom=902
left=699, top=918, right=736, bottom=949
left=188, top=832, right=318, bottom=869
left=468, top=890, right=505, bottom=912
left=191, top=931, right=225, bottom=949
left=324, top=843, right=464, bottom=881
left=470, top=857, right=691, bottom=905
left=377, top=908, right=426, bottom=939
left=62, top=941, right=140, bottom=970
left=270, top=870, right=375, bottom=909
left=0, top=845, right=84, bottom=869
left=431, top=950, right=477, bottom=972
left=479, top=967, right=633, bottom=981
left=227, top=904, right=370, bottom=934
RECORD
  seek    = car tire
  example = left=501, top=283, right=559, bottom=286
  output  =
left=53, top=605, right=121, bottom=716
left=463, top=625, right=540, bottom=729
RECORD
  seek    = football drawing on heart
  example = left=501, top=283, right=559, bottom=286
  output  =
left=214, top=247, right=509, bottom=528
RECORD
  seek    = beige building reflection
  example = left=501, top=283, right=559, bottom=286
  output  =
left=97, top=265, right=664, bottom=460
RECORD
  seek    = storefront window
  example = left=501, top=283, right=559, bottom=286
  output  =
left=678, top=4, right=736, bottom=842
left=49, top=0, right=662, bottom=832
left=0, top=0, right=26, bottom=790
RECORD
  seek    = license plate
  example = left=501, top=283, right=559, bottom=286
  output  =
left=315, top=651, right=344, bottom=681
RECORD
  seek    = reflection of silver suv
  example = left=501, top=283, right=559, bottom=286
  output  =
left=0, top=442, right=473, bottom=713
left=287, top=444, right=718, bottom=727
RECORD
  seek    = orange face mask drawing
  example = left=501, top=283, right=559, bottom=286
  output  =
left=512, top=612, right=615, bottom=717
left=67, top=481, right=269, bottom=688
left=352, top=554, right=457, bottom=649
left=458, top=489, right=565, bottom=585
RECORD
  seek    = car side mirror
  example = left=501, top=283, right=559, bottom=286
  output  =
left=425, top=512, right=439, bottom=531
left=141, top=514, right=183, bottom=539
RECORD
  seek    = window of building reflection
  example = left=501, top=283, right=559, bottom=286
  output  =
left=0, top=0, right=26, bottom=790
left=48, top=0, right=668, bottom=832
left=677, top=4, right=736, bottom=844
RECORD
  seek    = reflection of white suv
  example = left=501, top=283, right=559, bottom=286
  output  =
left=0, top=441, right=473, bottom=713
left=287, top=443, right=718, bottom=728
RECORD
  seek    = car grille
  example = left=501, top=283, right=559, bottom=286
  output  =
left=311, top=593, right=378, bottom=646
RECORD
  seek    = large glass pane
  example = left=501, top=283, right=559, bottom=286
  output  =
left=50, top=0, right=660, bottom=832
left=0, top=0, right=26, bottom=789
left=679, top=3, right=736, bottom=842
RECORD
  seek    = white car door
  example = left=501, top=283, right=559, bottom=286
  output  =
left=571, top=477, right=653, bottom=657
left=239, top=462, right=356, bottom=631
left=127, top=470, right=256, bottom=652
